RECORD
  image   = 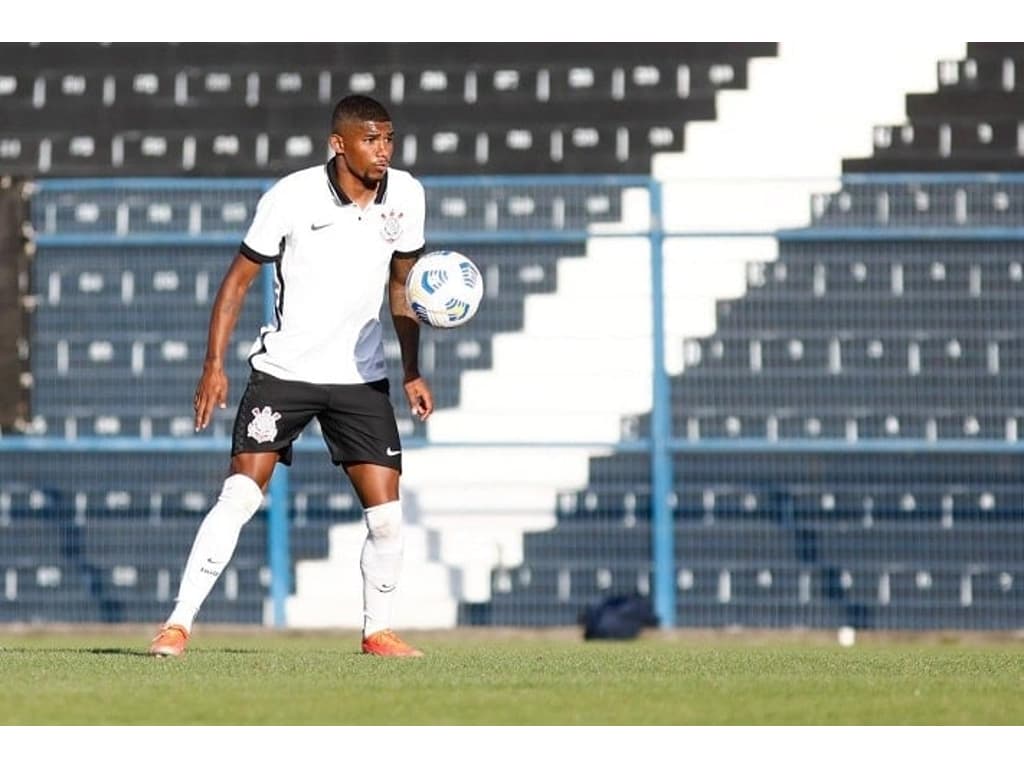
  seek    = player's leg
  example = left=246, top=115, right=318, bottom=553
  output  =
left=150, top=372, right=316, bottom=657
left=345, top=461, right=422, bottom=657
left=346, top=460, right=403, bottom=633
left=319, top=379, right=422, bottom=657
left=148, top=453, right=273, bottom=657
left=161, top=453, right=276, bottom=626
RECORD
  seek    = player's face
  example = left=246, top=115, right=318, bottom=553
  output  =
left=332, top=120, right=394, bottom=188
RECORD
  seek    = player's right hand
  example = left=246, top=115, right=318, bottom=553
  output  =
left=193, top=362, right=228, bottom=432
left=403, top=375, right=434, bottom=422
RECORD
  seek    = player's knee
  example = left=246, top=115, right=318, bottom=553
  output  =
left=364, top=500, right=403, bottom=542
left=216, top=473, right=265, bottom=525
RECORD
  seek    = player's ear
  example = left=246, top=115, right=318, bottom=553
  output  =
left=329, top=133, right=344, bottom=155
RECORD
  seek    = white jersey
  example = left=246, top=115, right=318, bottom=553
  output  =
left=239, top=160, right=425, bottom=384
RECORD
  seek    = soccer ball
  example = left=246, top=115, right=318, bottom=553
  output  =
left=405, top=250, right=484, bottom=329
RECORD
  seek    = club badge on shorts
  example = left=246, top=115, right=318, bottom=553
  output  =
left=380, top=210, right=404, bottom=243
left=247, top=406, right=282, bottom=443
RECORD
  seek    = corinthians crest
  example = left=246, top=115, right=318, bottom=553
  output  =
left=247, top=406, right=282, bottom=443
left=380, top=210, right=404, bottom=242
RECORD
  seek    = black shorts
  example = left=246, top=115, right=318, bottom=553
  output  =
left=231, top=370, right=402, bottom=471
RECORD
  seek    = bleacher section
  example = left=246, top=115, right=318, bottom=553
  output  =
left=464, top=42, right=1024, bottom=630
left=1, top=42, right=786, bottom=626
left=0, top=42, right=776, bottom=176
left=11, top=41, right=1024, bottom=633
left=10, top=177, right=644, bottom=624
left=22, top=181, right=637, bottom=443
left=0, top=451, right=333, bottom=623
left=844, top=42, right=1024, bottom=172
left=481, top=520, right=1024, bottom=630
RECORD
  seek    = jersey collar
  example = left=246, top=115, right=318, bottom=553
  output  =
left=325, top=156, right=389, bottom=206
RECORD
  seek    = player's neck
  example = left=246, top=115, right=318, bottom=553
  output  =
left=341, top=179, right=379, bottom=208
left=333, top=162, right=380, bottom=208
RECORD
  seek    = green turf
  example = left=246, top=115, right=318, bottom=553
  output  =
left=0, top=628, right=1022, bottom=725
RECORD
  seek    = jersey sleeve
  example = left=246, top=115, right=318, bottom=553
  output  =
left=240, top=181, right=291, bottom=263
left=393, top=178, right=426, bottom=256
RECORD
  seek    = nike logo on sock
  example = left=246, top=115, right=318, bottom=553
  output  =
left=386, top=447, right=401, bottom=456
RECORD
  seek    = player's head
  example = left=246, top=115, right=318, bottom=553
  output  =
left=329, top=95, right=394, bottom=187
left=331, top=94, right=392, bottom=130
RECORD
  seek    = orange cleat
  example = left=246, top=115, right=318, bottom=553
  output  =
left=148, top=624, right=190, bottom=657
left=361, top=629, right=424, bottom=658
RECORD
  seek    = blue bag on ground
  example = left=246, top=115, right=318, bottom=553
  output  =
left=582, top=594, right=657, bottom=640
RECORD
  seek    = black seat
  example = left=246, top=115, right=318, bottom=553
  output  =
left=108, top=70, right=177, bottom=110
left=401, top=126, right=482, bottom=175
left=394, top=66, right=468, bottom=106
left=0, top=133, right=44, bottom=174
left=113, top=130, right=184, bottom=173
left=471, top=65, right=542, bottom=107
left=0, top=72, right=38, bottom=112
left=189, top=130, right=260, bottom=174
left=254, top=68, right=327, bottom=108
left=179, top=67, right=250, bottom=108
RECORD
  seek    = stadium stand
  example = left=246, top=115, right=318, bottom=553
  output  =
left=463, top=41, right=1024, bottom=629
left=0, top=42, right=775, bottom=176
left=844, top=42, right=1024, bottom=172
left=14, top=41, right=1024, bottom=633
left=0, top=42, right=777, bottom=625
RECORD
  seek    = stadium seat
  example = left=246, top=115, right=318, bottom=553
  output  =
left=113, top=130, right=186, bottom=173
left=401, top=126, right=483, bottom=174
left=189, top=130, right=260, bottom=173
left=935, top=54, right=1013, bottom=92
left=0, top=72, right=38, bottom=112
left=393, top=66, right=468, bottom=106
left=178, top=67, right=251, bottom=108
left=107, top=70, right=177, bottom=110
left=39, top=70, right=107, bottom=111
left=253, top=68, right=329, bottom=108
left=470, top=66, right=542, bottom=107
left=262, top=131, right=329, bottom=174
left=0, top=133, right=44, bottom=175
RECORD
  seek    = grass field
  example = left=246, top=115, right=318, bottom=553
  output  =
left=1, top=624, right=1022, bottom=726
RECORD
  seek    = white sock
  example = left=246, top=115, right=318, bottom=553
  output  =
left=166, top=473, right=264, bottom=632
left=360, top=500, right=404, bottom=638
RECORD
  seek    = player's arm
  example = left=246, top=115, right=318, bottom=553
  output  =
left=390, top=248, right=433, bottom=421
left=194, top=252, right=262, bottom=431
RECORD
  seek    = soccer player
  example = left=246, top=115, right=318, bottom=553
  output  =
left=148, top=94, right=432, bottom=658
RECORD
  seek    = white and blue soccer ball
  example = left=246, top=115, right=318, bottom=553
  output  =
left=405, top=250, right=484, bottom=329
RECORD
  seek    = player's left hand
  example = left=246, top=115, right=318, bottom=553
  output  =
left=403, top=376, right=433, bottom=421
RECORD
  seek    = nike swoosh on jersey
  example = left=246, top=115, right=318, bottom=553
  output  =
left=386, top=447, right=401, bottom=456
left=310, top=221, right=334, bottom=231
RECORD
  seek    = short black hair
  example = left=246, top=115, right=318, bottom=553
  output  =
left=331, top=94, right=391, bottom=131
